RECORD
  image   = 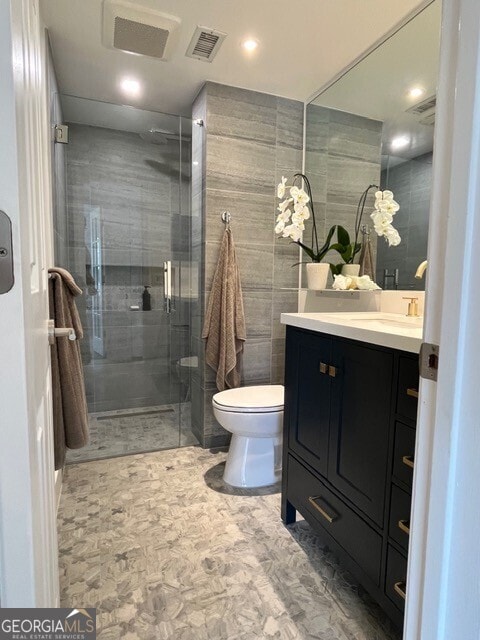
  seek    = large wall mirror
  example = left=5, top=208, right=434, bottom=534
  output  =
left=304, top=0, right=441, bottom=290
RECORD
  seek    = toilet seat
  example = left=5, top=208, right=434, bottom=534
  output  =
left=212, top=385, right=284, bottom=413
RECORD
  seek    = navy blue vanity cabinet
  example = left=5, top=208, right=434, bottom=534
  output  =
left=328, top=340, right=393, bottom=525
left=282, top=324, right=420, bottom=629
left=284, top=328, right=332, bottom=477
left=384, top=354, right=419, bottom=617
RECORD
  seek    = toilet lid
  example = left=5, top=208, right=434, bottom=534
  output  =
left=212, top=385, right=284, bottom=413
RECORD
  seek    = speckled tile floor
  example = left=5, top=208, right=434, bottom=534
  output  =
left=58, top=447, right=401, bottom=640
left=66, top=403, right=198, bottom=463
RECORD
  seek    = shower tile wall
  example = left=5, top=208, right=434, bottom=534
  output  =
left=304, top=104, right=383, bottom=282
left=65, top=123, right=190, bottom=412
left=191, top=82, right=303, bottom=447
left=377, top=152, right=432, bottom=289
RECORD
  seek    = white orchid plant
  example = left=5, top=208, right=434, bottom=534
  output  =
left=370, top=189, right=401, bottom=247
left=275, top=176, right=402, bottom=272
left=335, top=184, right=401, bottom=270
left=275, top=173, right=337, bottom=262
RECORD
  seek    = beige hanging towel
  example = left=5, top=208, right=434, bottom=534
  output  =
left=202, top=228, right=246, bottom=391
left=48, top=267, right=89, bottom=470
left=359, top=228, right=375, bottom=280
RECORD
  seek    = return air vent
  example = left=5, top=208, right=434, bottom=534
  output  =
left=406, top=94, right=436, bottom=127
left=186, top=26, right=226, bottom=62
left=103, top=0, right=180, bottom=61
left=419, top=111, right=436, bottom=126
left=407, top=95, right=437, bottom=115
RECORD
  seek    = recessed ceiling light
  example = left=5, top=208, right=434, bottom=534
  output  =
left=120, top=77, right=141, bottom=97
left=408, top=86, right=425, bottom=99
left=242, top=39, right=258, bottom=52
left=391, top=135, right=410, bottom=150
left=193, top=161, right=199, bottom=166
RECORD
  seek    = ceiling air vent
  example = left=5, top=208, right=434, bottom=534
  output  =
left=419, top=111, right=436, bottom=126
left=103, top=0, right=181, bottom=61
left=186, top=26, right=226, bottom=62
left=406, top=94, right=436, bottom=127
left=407, top=95, right=437, bottom=116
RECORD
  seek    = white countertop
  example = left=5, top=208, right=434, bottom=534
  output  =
left=281, top=312, right=423, bottom=354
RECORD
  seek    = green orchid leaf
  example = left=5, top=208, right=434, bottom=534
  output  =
left=337, top=225, right=350, bottom=247
left=296, top=240, right=317, bottom=262
left=342, top=245, right=353, bottom=262
left=317, top=225, right=337, bottom=260
left=329, top=263, right=344, bottom=276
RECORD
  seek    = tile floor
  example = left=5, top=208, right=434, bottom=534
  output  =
left=58, top=447, right=401, bottom=640
left=66, top=403, right=198, bottom=463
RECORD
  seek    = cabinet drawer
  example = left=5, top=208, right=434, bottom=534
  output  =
left=389, top=484, right=412, bottom=552
left=396, top=356, right=420, bottom=422
left=385, top=544, right=408, bottom=612
left=393, top=422, right=416, bottom=489
left=287, top=455, right=382, bottom=585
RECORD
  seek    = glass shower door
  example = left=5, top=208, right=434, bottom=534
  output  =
left=52, top=95, right=196, bottom=462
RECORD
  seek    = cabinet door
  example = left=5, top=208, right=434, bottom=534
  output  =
left=328, top=340, right=393, bottom=525
left=285, top=328, right=332, bottom=476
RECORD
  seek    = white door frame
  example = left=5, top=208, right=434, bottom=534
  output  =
left=1, top=0, right=480, bottom=630
left=0, top=0, right=59, bottom=607
left=405, top=0, right=480, bottom=637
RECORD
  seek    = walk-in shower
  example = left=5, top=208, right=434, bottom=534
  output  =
left=51, top=94, right=198, bottom=461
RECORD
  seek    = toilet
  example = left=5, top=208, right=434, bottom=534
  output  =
left=212, top=385, right=284, bottom=488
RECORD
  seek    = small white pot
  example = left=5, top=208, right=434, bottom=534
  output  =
left=341, top=264, right=360, bottom=277
left=306, top=263, right=330, bottom=290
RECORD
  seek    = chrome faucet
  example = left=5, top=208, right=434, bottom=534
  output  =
left=415, top=260, right=428, bottom=279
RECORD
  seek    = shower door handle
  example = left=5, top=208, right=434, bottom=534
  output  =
left=163, top=261, right=172, bottom=314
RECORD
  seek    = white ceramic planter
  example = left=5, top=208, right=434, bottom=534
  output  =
left=341, top=264, right=361, bottom=277
left=306, top=262, right=330, bottom=290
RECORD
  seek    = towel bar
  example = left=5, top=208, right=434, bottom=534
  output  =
left=47, top=319, right=76, bottom=344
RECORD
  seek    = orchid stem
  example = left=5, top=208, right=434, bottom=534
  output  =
left=353, top=184, right=379, bottom=261
left=293, top=173, right=319, bottom=257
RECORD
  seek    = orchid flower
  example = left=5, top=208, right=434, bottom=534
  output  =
left=277, top=176, right=288, bottom=199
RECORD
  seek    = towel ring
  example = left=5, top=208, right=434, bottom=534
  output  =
left=221, top=211, right=232, bottom=229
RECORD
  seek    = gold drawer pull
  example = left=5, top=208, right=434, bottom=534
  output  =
left=328, top=365, right=337, bottom=378
left=407, top=387, right=419, bottom=398
left=319, top=362, right=328, bottom=374
left=398, top=519, right=410, bottom=535
left=394, top=581, right=407, bottom=600
left=402, top=455, right=415, bottom=470
left=308, top=496, right=336, bottom=523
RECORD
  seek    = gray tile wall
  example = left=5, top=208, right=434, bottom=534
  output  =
left=65, top=122, right=191, bottom=413
left=377, top=153, right=432, bottom=289
left=191, top=82, right=302, bottom=448
left=304, top=104, right=383, bottom=282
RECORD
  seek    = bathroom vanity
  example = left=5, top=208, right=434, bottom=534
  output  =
left=280, top=312, right=421, bottom=629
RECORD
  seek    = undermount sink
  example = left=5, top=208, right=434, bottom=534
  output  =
left=324, top=312, right=424, bottom=330
left=355, top=316, right=423, bottom=329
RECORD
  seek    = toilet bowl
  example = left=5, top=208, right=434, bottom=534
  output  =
left=212, top=385, right=284, bottom=488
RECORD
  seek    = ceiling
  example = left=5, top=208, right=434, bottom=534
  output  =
left=310, top=0, right=441, bottom=162
left=40, top=0, right=426, bottom=117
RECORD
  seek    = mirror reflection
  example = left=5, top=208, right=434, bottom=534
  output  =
left=305, top=0, right=441, bottom=290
